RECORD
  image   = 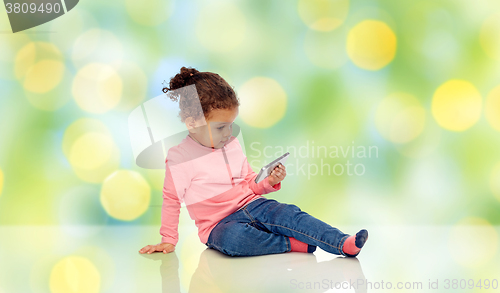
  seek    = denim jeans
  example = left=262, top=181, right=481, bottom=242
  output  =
left=205, top=197, right=353, bottom=257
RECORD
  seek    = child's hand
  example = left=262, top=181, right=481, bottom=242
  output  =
left=268, top=163, right=286, bottom=186
left=139, top=242, right=175, bottom=254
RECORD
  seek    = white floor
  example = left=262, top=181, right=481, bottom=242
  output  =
left=0, top=225, right=499, bottom=292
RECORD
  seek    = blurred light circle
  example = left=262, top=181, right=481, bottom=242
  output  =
left=195, top=1, right=246, bottom=53
left=49, top=9, right=98, bottom=54
left=114, top=62, right=148, bottom=111
left=485, top=85, right=500, bottom=131
left=72, top=63, right=123, bottom=114
left=71, top=247, right=115, bottom=292
left=375, top=92, right=426, bottom=144
left=69, top=133, right=114, bottom=170
left=100, top=170, right=151, bottom=221
left=0, top=167, right=3, bottom=197
left=431, top=80, right=482, bottom=131
left=421, top=29, right=459, bottom=63
left=15, top=42, right=62, bottom=81
left=448, top=217, right=498, bottom=268
left=298, top=0, right=349, bottom=32
left=304, top=28, right=348, bottom=69
left=49, top=256, right=100, bottom=293
left=403, top=3, right=457, bottom=66
left=490, top=162, right=500, bottom=202
left=63, top=119, right=121, bottom=183
left=480, top=12, right=500, bottom=61
left=71, top=29, right=123, bottom=69
left=395, top=117, right=442, bottom=158
left=238, top=77, right=287, bottom=128
left=346, top=20, right=397, bottom=70
left=0, top=32, right=30, bottom=80
left=72, top=150, right=120, bottom=184
left=63, top=119, right=110, bottom=157
left=14, top=42, right=68, bottom=110
left=23, top=60, right=64, bottom=93
left=125, top=0, right=174, bottom=26
left=24, top=70, right=72, bottom=111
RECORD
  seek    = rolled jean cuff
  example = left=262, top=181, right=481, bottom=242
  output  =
left=338, top=235, right=349, bottom=257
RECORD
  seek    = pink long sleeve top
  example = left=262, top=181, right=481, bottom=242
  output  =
left=160, top=134, right=281, bottom=246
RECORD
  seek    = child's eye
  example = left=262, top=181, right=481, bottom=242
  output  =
left=217, top=126, right=224, bottom=130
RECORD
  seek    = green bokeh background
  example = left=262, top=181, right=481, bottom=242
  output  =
left=1, top=0, right=500, bottom=231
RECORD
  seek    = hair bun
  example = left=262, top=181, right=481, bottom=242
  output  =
left=163, top=66, right=201, bottom=102
left=177, top=67, right=199, bottom=86
left=163, top=66, right=200, bottom=99
left=180, top=66, right=199, bottom=78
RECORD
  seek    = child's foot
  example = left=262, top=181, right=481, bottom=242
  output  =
left=342, top=229, right=368, bottom=257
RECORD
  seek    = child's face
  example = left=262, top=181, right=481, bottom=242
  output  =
left=187, top=107, right=239, bottom=149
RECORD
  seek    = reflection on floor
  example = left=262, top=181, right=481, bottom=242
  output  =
left=156, top=247, right=367, bottom=293
left=0, top=225, right=499, bottom=292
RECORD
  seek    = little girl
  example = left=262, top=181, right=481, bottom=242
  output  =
left=139, top=67, right=368, bottom=257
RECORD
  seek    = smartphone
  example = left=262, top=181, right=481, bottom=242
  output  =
left=255, top=152, right=290, bottom=184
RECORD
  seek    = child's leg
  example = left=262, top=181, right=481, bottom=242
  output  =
left=205, top=207, right=315, bottom=256
left=244, top=198, right=367, bottom=257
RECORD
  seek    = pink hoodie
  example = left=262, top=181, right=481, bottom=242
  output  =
left=160, top=134, right=281, bottom=245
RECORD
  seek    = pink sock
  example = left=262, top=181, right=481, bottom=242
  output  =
left=342, top=235, right=361, bottom=255
left=289, top=237, right=309, bottom=253
left=342, top=229, right=368, bottom=256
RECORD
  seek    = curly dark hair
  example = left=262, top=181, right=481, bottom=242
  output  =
left=162, top=67, right=240, bottom=122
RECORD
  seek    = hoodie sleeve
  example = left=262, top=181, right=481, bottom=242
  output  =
left=160, top=149, right=191, bottom=246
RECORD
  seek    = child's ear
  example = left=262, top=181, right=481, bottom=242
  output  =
left=185, top=117, right=197, bottom=132
left=185, top=116, right=206, bottom=133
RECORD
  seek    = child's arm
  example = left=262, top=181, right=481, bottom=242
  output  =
left=160, top=164, right=181, bottom=246
left=140, top=157, right=184, bottom=254
left=159, top=156, right=189, bottom=246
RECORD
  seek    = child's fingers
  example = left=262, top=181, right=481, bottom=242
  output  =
left=271, top=170, right=284, bottom=180
left=273, top=168, right=285, bottom=178
left=139, top=245, right=152, bottom=253
left=274, top=164, right=285, bottom=174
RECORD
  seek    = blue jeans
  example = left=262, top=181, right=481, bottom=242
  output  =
left=205, top=197, right=353, bottom=257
